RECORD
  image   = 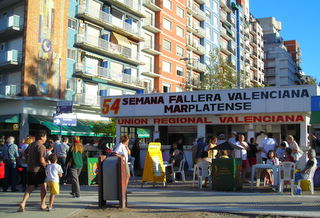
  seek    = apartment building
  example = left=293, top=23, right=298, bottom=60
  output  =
left=66, top=0, right=146, bottom=106
left=258, top=17, right=301, bottom=86
left=0, top=0, right=109, bottom=141
left=245, top=13, right=264, bottom=87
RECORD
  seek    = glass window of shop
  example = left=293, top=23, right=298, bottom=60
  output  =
left=159, top=126, right=197, bottom=145
left=120, top=126, right=153, bottom=145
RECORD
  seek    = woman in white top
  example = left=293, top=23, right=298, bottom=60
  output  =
left=236, top=134, right=249, bottom=183
left=287, top=135, right=303, bottom=161
left=113, top=135, right=131, bottom=185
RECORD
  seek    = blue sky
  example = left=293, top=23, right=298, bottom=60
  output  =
left=250, top=0, right=320, bottom=83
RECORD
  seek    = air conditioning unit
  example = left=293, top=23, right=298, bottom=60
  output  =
left=5, top=85, right=17, bottom=96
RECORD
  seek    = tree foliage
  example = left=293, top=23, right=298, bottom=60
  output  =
left=90, top=118, right=116, bottom=137
left=201, top=49, right=237, bottom=90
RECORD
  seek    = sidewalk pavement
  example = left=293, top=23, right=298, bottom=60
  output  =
left=0, top=182, right=319, bottom=218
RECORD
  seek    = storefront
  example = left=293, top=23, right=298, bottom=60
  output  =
left=101, top=85, right=319, bottom=150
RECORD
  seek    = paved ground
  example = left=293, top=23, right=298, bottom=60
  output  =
left=0, top=180, right=319, bottom=218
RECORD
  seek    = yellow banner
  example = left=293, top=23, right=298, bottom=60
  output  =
left=142, top=142, right=166, bottom=183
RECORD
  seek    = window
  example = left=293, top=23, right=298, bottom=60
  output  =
left=213, top=31, right=218, bottom=46
left=143, top=55, right=153, bottom=72
left=67, top=49, right=76, bottom=60
left=176, top=26, right=184, bottom=37
left=163, top=60, right=171, bottom=73
left=68, top=18, right=76, bottom=30
left=213, top=0, right=218, bottom=13
left=176, top=66, right=184, bottom=77
left=164, top=0, right=172, bottom=10
left=177, top=6, right=184, bottom=18
left=162, top=83, right=171, bottom=93
left=163, top=39, right=171, bottom=51
left=176, top=46, right=184, bottom=57
left=213, top=15, right=218, bottom=29
left=163, top=18, right=172, bottom=30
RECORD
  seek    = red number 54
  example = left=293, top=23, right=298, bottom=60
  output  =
left=102, top=98, right=121, bottom=115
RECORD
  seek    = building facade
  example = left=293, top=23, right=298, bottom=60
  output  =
left=0, top=0, right=110, bottom=141
left=258, top=17, right=302, bottom=87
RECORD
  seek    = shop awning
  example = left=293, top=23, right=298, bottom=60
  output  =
left=0, top=114, right=20, bottom=123
left=112, top=32, right=131, bottom=48
left=29, top=115, right=107, bottom=137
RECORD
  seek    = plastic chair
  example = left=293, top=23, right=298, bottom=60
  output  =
left=278, top=161, right=295, bottom=195
left=197, top=161, right=211, bottom=189
left=192, top=164, right=199, bottom=187
left=298, top=166, right=317, bottom=195
left=128, top=157, right=135, bottom=182
left=173, top=159, right=186, bottom=182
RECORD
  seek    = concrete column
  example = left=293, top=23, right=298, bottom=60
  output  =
left=116, top=124, right=121, bottom=145
left=296, top=116, right=310, bottom=170
left=153, top=124, right=159, bottom=141
left=19, top=113, right=29, bottom=143
left=197, top=124, right=206, bottom=139
left=247, top=123, right=255, bottom=142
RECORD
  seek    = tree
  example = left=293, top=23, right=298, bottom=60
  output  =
left=90, top=118, right=116, bottom=137
left=201, top=49, right=237, bottom=90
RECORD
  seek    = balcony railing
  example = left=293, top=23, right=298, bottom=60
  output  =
left=143, top=0, right=161, bottom=11
left=187, top=60, right=206, bottom=72
left=78, top=5, right=141, bottom=38
left=187, top=2, right=206, bottom=21
left=109, top=0, right=144, bottom=17
left=76, top=93, right=99, bottom=106
left=0, top=84, right=21, bottom=96
left=76, top=63, right=142, bottom=87
left=193, top=25, right=205, bottom=37
left=0, top=15, right=23, bottom=32
left=0, top=50, right=22, bottom=66
left=77, top=34, right=141, bottom=64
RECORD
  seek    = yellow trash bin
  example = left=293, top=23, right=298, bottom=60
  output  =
left=300, top=180, right=310, bottom=191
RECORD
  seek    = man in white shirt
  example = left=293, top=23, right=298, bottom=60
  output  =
left=259, top=133, right=278, bottom=163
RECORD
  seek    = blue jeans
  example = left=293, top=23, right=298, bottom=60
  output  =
left=58, top=157, right=67, bottom=183
left=3, top=160, right=17, bottom=191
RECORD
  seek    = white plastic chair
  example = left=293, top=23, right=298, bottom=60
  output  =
left=173, top=159, right=186, bottom=182
left=197, top=161, right=211, bottom=189
left=278, top=161, right=295, bottom=195
left=192, top=164, right=199, bottom=187
left=298, top=166, right=317, bottom=195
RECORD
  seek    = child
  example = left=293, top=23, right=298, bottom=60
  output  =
left=45, top=139, right=54, bottom=160
left=46, top=153, right=63, bottom=211
left=282, top=147, right=295, bottom=162
left=262, top=150, right=279, bottom=185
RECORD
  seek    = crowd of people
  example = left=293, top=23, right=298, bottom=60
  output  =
left=0, top=131, right=85, bottom=212
left=188, top=131, right=318, bottom=189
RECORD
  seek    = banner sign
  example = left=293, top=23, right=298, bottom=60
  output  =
left=101, top=86, right=318, bottom=117
left=142, top=142, right=166, bottom=183
left=117, top=113, right=306, bottom=126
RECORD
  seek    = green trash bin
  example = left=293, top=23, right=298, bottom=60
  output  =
left=211, top=158, right=242, bottom=191
left=79, top=157, right=99, bottom=185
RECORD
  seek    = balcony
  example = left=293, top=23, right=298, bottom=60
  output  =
left=0, top=50, right=22, bottom=70
left=250, top=64, right=258, bottom=71
left=220, top=26, right=233, bottom=41
left=250, top=51, right=257, bottom=59
left=227, top=14, right=235, bottom=26
left=76, top=63, right=144, bottom=89
left=220, top=11, right=227, bottom=22
left=142, top=40, right=160, bottom=55
left=187, top=60, right=206, bottom=73
left=194, top=43, right=205, bottom=55
left=187, top=78, right=201, bottom=88
left=76, top=34, right=143, bottom=66
left=143, top=19, right=161, bottom=33
left=192, top=25, right=205, bottom=38
left=187, top=2, right=206, bottom=21
left=0, top=15, right=23, bottom=40
left=220, top=0, right=231, bottom=12
left=76, top=93, right=99, bottom=106
left=143, top=0, right=161, bottom=11
left=228, top=45, right=235, bottom=55
left=220, top=41, right=231, bottom=55
left=0, top=84, right=21, bottom=96
left=107, top=0, right=145, bottom=18
left=77, top=5, right=143, bottom=41
left=250, top=38, right=257, bottom=46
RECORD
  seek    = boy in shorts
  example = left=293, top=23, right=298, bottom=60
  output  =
left=46, top=154, right=63, bottom=211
